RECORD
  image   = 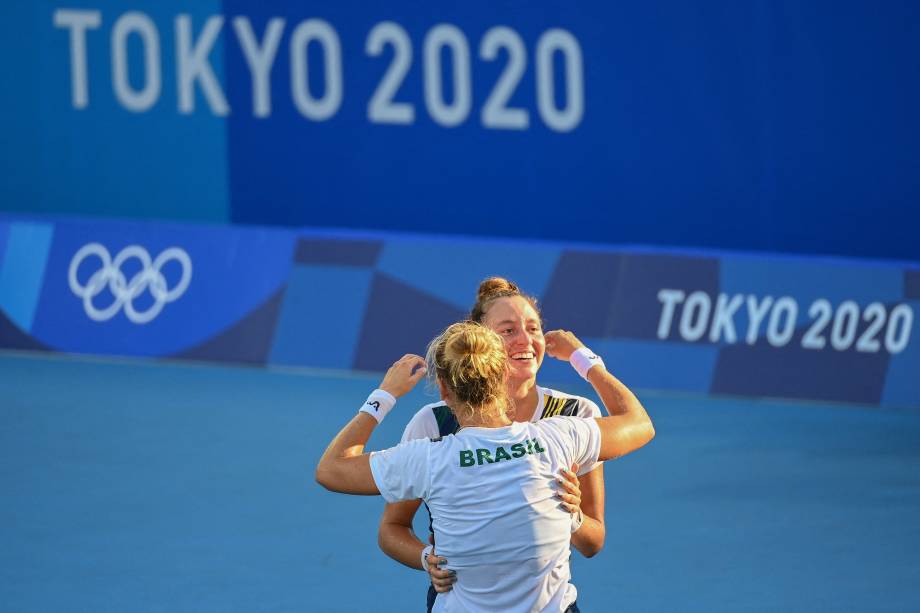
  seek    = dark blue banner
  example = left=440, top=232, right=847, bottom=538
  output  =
left=1, top=217, right=294, bottom=361
left=3, top=1, right=919, bottom=261
left=2, top=214, right=918, bottom=408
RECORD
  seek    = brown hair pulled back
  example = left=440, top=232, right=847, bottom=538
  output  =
left=426, top=322, right=509, bottom=423
left=469, top=277, right=541, bottom=323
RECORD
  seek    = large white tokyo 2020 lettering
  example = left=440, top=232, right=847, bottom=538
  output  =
left=52, top=10, right=584, bottom=132
left=68, top=243, right=192, bottom=324
left=656, top=289, right=914, bottom=354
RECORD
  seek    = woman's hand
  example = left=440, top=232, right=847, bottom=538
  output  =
left=426, top=547, right=457, bottom=593
left=555, top=464, right=582, bottom=514
left=544, top=330, right=585, bottom=362
left=379, top=354, right=427, bottom=398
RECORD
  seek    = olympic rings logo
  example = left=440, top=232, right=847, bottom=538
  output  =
left=68, top=243, right=192, bottom=324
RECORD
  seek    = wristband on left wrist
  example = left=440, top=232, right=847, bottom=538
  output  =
left=569, top=347, right=605, bottom=380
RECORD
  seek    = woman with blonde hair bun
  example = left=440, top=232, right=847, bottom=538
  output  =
left=316, top=321, right=654, bottom=612
left=426, top=322, right=510, bottom=425
left=380, top=277, right=644, bottom=611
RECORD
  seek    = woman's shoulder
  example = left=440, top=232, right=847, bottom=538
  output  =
left=538, top=385, right=586, bottom=401
left=413, top=400, right=449, bottom=417
left=536, top=385, right=601, bottom=419
left=400, top=400, right=457, bottom=442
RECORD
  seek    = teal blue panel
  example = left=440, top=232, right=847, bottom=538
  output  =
left=0, top=223, right=9, bottom=268
left=537, top=337, right=720, bottom=393
left=376, top=238, right=561, bottom=310
left=722, top=256, right=904, bottom=303
left=269, top=266, right=373, bottom=369
left=0, top=222, right=54, bottom=331
left=721, top=255, right=905, bottom=328
left=881, top=300, right=920, bottom=409
left=3, top=1, right=229, bottom=222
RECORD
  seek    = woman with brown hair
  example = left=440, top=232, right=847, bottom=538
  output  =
left=379, top=278, right=640, bottom=608
left=316, top=321, right=654, bottom=612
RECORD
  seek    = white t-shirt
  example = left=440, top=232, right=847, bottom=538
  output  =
left=370, top=416, right=602, bottom=613
left=401, top=386, right=603, bottom=476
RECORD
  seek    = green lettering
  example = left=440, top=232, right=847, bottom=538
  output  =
left=459, top=450, right=475, bottom=467
left=476, top=448, right=494, bottom=465
left=526, top=439, right=534, bottom=455
left=510, top=443, right=526, bottom=458
left=532, top=438, right=546, bottom=453
left=494, top=446, right=512, bottom=462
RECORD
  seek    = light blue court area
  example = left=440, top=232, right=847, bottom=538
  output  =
left=2, top=352, right=919, bottom=612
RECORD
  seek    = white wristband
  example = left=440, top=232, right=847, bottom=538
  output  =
left=571, top=508, right=585, bottom=534
left=421, top=544, right=434, bottom=571
left=358, top=389, right=397, bottom=423
left=569, top=347, right=605, bottom=380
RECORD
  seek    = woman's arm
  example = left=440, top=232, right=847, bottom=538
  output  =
left=555, top=463, right=606, bottom=557
left=583, top=360, right=655, bottom=460
left=544, top=330, right=655, bottom=462
left=378, top=499, right=426, bottom=569
left=378, top=500, right=457, bottom=592
left=315, top=412, right=380, bottom=494
left=377, top=406, right=437, bottom=568
left=315, top=354, right=427, bottom=494
left=569, top=466, right=606, bottom=558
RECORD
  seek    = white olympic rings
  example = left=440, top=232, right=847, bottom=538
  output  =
left=68, top=243, right=193, bottom=324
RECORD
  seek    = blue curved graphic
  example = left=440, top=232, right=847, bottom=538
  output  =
left=0, top=222, right=54, bottom=333
left=0, top=308, right=52, bottom=352
left=171, top=287, right=286, bottom=364
left=2, top=214, right=918, bottom=409
left=29, top=219, right=295, bottom=356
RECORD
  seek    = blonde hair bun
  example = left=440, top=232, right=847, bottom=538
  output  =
left=426, top=322, right=509, bottom=421
left=443, top=325, right=502, bottom=377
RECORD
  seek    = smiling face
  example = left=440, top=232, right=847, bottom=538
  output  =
left=481, top=296, right=546, bottom=384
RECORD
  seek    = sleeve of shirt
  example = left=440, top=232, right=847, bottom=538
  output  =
left=543, top=416, right=602, bottom=474
left=568, top=417, right=602, bottom=471
left=369, top=438, right=431, bottom=503
left=574, top=397, right=604, bottom=476
left=400, top=405, right=440, bottom=444
left=578, top=397, right=604, bottom=418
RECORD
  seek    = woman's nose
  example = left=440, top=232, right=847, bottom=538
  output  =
left=513, top=330, right=533, bottom=345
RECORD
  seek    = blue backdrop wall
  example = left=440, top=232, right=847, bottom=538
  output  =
left=2, top=1, right=919, bottom=261
left=2, top=214, right=917, bottom=408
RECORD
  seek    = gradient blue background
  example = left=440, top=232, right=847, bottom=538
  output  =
left=2, top=1, right=919, bottom=260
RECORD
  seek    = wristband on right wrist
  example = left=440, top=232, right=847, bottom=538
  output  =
left=421, top=544, right=434, bottom=571
left=569, top=347, right=605, bottom=380
left=358, top=389, right=397, bottom=423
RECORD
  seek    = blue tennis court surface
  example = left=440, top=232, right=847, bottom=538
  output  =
left=2, top=352, right=919, bottom=612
